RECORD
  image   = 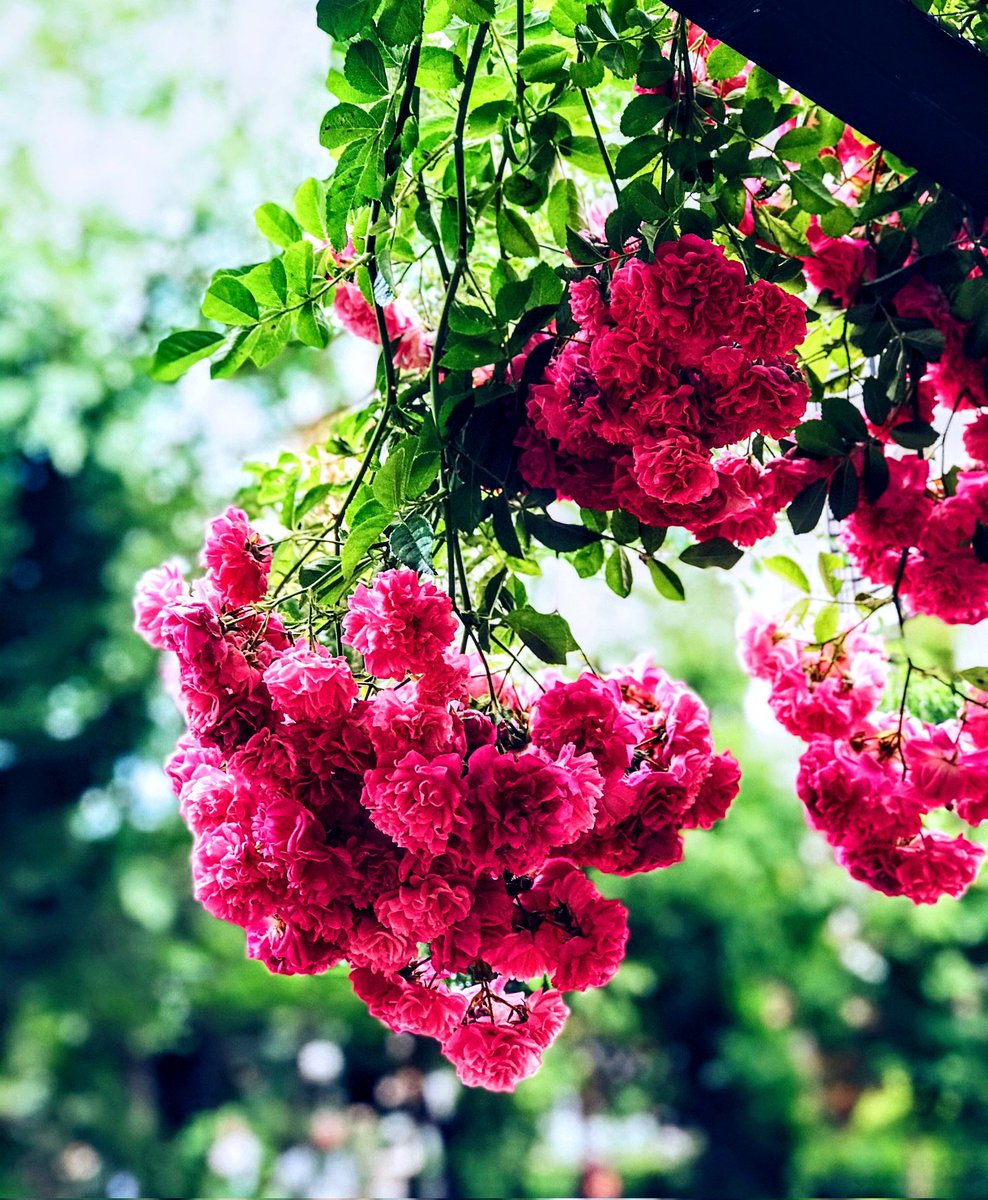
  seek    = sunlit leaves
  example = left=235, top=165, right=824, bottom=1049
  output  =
left=150, top=330, right=225, bottom=381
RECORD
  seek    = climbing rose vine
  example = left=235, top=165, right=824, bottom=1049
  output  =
left=143, top=1, right=988, bottom=1089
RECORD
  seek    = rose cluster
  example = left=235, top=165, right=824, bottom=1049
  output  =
left=517, top=235, right=813, bottom=544
left=135, top=508, right=740, bottom=1092
left=841, top=453, right=988, bottom=627
left=741, top=615, right=985, bottom=903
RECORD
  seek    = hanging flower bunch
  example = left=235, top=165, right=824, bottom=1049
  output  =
left=741, top=615, right=986, bottom=902
left=516, top=235, right=812, bottom=541
left=135, top=508, right=739, bottom=1092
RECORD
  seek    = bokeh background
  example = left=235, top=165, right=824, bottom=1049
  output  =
left=3, top=2, right=988, bottom=1196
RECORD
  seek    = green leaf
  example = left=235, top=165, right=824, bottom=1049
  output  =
left=344, top=40, right=389, bottom=96
left=250, top=313, right=292, bottom=368
left=450, top=0, right=495, bottom=20
left=753, top=207, right=808, bottom=257
left=609, top=510, right=639, bottom=545
left=647, top=558, right=685, bottom=601
left=341, top=513, right=391, bottom=578
left=763, top=555, right=810, bottom=593
left=819, top=205, right=855, bottom=237
left=418, top=46, right=463, bottom=92
left=296, top=302, right=331, bottom=348
left=620, top=93, right=674, bottom=137
left=389, top=515, right=435, bottom=573
left=745, top=64, right=779, bottom=100
left=526, top=512, right=600, bottom=553
left=497, top=208, right=540, bottom=259
left=615, top=135, right=663, bottom=179
left=373, top=444, right=411, bottom=510
left=787, top=477, right=828, bottom=535
left=294, top=178, right=328, bottom=239
left=862, top=442, right=890, bottom=503
left=492, top=496, right=523, bottom=558
left=440, top=337, right=501, bottom=370
left=890, top=421, right=938, bottom=450
left=254, top=202, right=301, bottom=248
left=775, top=126, right=824, bottom=164
left=958, top=667, right=988, bottom=691
left=504, top=606, right=577, bottom=664
left=794, top=419, right=846, bottom=458
left=283, top=240, right=314, bottom=296
left=319, top=103, right=378, bottom=150
left=210, top=326, right=261, bottom=377
left=705, top=43, right=747, bottom=81
left=518, top=44, right=569, bottom=84
left=201, top=277, right=260, bottom=326
left=580, top=507, right=608, bottom=533
left=813, top=602, right=839, bottom=645
left=790, top=169, right=839, bottom=215
left=242, top=259, right=288, bottom=307
left=818, top=551, right=845, bottom=597
left=679, top=538, right=743, bottom=570
left=572, top=541, right=604, bottom=578
left=828, top=458, right=859, bottom=521
left=316, top=0, right=374, bottom=39
left=822, top=397, right=867, bottom=443
left=605, top=545, right=633, bottom=596
left=150, top=330, right=225, bottom=381
left=902, top=328, right=946, bottom=360
left=378, top=0, right=423, bottom=44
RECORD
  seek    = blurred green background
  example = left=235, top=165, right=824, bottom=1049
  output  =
left=3, top=2, right=988, bottom=1196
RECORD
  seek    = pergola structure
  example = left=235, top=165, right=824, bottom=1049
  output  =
left=673, top=0, right=988, bottom=212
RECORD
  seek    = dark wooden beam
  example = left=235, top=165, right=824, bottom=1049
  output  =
left=672, top=0, right=988, bottom=214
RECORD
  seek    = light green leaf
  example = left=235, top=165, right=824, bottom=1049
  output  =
left=255, top=202, right=301, bottom=248
left=344, top=40, right=389, bottom=97
left=763, top=555, right=811, bottom=593
left=647, top=559, right=685, bottom=601
left=294, top=178, right=328, bottom=239
left=705, top=43, right=747, bottom=82
left=201, top=277, right=260, bottom=326
left=283, top=240, right=314, bottom=296
left=150, top=330, right=225, bottom=382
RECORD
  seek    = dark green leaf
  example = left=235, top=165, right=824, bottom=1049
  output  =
left=605, top=545, right=633, bottom=596
left=787, top=477, right=829, bottom=535
left=497, top=208, right=540, bottom=259
left=828, top=458, right=859, bottom=521
left=679, top=538, right=743, bottom=570
left=862, top=443, right=890, bottom=503
left=389, top=515, right=435, bottom=573
left=890, top=421, right=938, bottom=450
left=620, top=93, right=673, bottom=137
left=504, top=606, right=577, bottom=664
left=615, top=135, right=663, bottom=179
left=526, top=512, right=600, bottom=553
left=794, top=419, right=846, bottom=458
left=822, top=397, right=867, bottom=443
left=491, top=496, right=523, bottom=558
